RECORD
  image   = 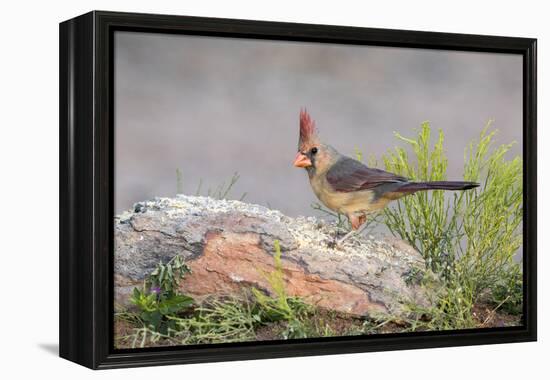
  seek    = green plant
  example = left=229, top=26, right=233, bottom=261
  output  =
left=251, top=240, right=313, bottom=339
left=206, top=171, right=239, bottom=199
left=169, top=297, right=258, bottom=344
left=355, top=147, right=363, bottom=162
left=177, top=170, right=247, bottom=201
left=119, top=296, right=258, bottom=348
left=129, top=255, right=194, bottom=334
left=382, top=122, right=452, bottom=275
left=490, top=265, right=523, bottom=315
left=129, top=288, right=194, bottom=334
left=176, top=168, right=184, bottom=194
left=379, top=121, right=523, bottom=327
left=457, top=125, right=523, bottom=304
left=147, top=255, right=191, bottom=293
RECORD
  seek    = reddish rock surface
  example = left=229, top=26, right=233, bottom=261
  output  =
left=182, top=231, right=387, bottom=315
left=115, top=196, right=436, bottom=318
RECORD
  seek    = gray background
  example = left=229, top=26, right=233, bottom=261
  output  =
left=114, top=32, right=522, bottom=218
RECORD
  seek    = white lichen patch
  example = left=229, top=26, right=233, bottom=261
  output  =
left=122, top=195, right=422, bottom=268
left=229, top=274, right=244, bottom=282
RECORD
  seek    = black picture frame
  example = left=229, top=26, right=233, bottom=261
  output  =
left=59, top=10, right=537, bottom=369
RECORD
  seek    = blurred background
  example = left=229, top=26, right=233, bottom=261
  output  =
left=114, top=31, right=522, bottom=217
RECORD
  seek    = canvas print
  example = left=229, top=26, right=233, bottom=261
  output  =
left=113, top=31, right=523, bottom=349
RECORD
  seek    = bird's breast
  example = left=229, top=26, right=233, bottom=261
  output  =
left=309, top=175, right=384, bottom=215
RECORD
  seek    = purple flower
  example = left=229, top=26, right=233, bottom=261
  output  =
left=150, top=286, right=162, bottom=295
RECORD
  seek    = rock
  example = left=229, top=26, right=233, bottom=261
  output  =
left=115, top=195, right=437, bottom=319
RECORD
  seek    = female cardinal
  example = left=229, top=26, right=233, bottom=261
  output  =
left=293, top=109, right=479, bottom=243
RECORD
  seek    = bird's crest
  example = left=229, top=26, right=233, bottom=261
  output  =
left=299, top=108, right=319, bottom=151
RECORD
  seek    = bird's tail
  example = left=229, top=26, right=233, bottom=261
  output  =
left=398, top=181, right=479, bottom=193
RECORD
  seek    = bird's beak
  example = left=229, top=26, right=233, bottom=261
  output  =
left=293, top=152, right=312, bottom=168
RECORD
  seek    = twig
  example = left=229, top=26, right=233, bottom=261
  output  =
left=481, top=295, right=511, bottom=327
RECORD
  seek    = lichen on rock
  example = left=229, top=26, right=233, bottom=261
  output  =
left=115, top=195, right=437, bottom=318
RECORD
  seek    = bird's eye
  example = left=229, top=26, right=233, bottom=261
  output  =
left=311, top=147, right=318, bottom=154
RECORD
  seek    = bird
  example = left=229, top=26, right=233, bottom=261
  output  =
left=293, top=109, right=479, bottom=244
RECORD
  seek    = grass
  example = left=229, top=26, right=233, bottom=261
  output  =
left=176, top=169, right=247, bottom=201
left=176, top=168, right=184, bottom=194
left=251, top=241, right=317, bottom=339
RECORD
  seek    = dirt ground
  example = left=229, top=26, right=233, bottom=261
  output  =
left=114, top=302, right=521, bottom=350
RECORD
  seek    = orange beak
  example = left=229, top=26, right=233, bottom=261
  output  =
left=293, top=152, right=312, bottom=168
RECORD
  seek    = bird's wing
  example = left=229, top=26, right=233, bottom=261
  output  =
left=326, top=156, right=408, bottom=193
